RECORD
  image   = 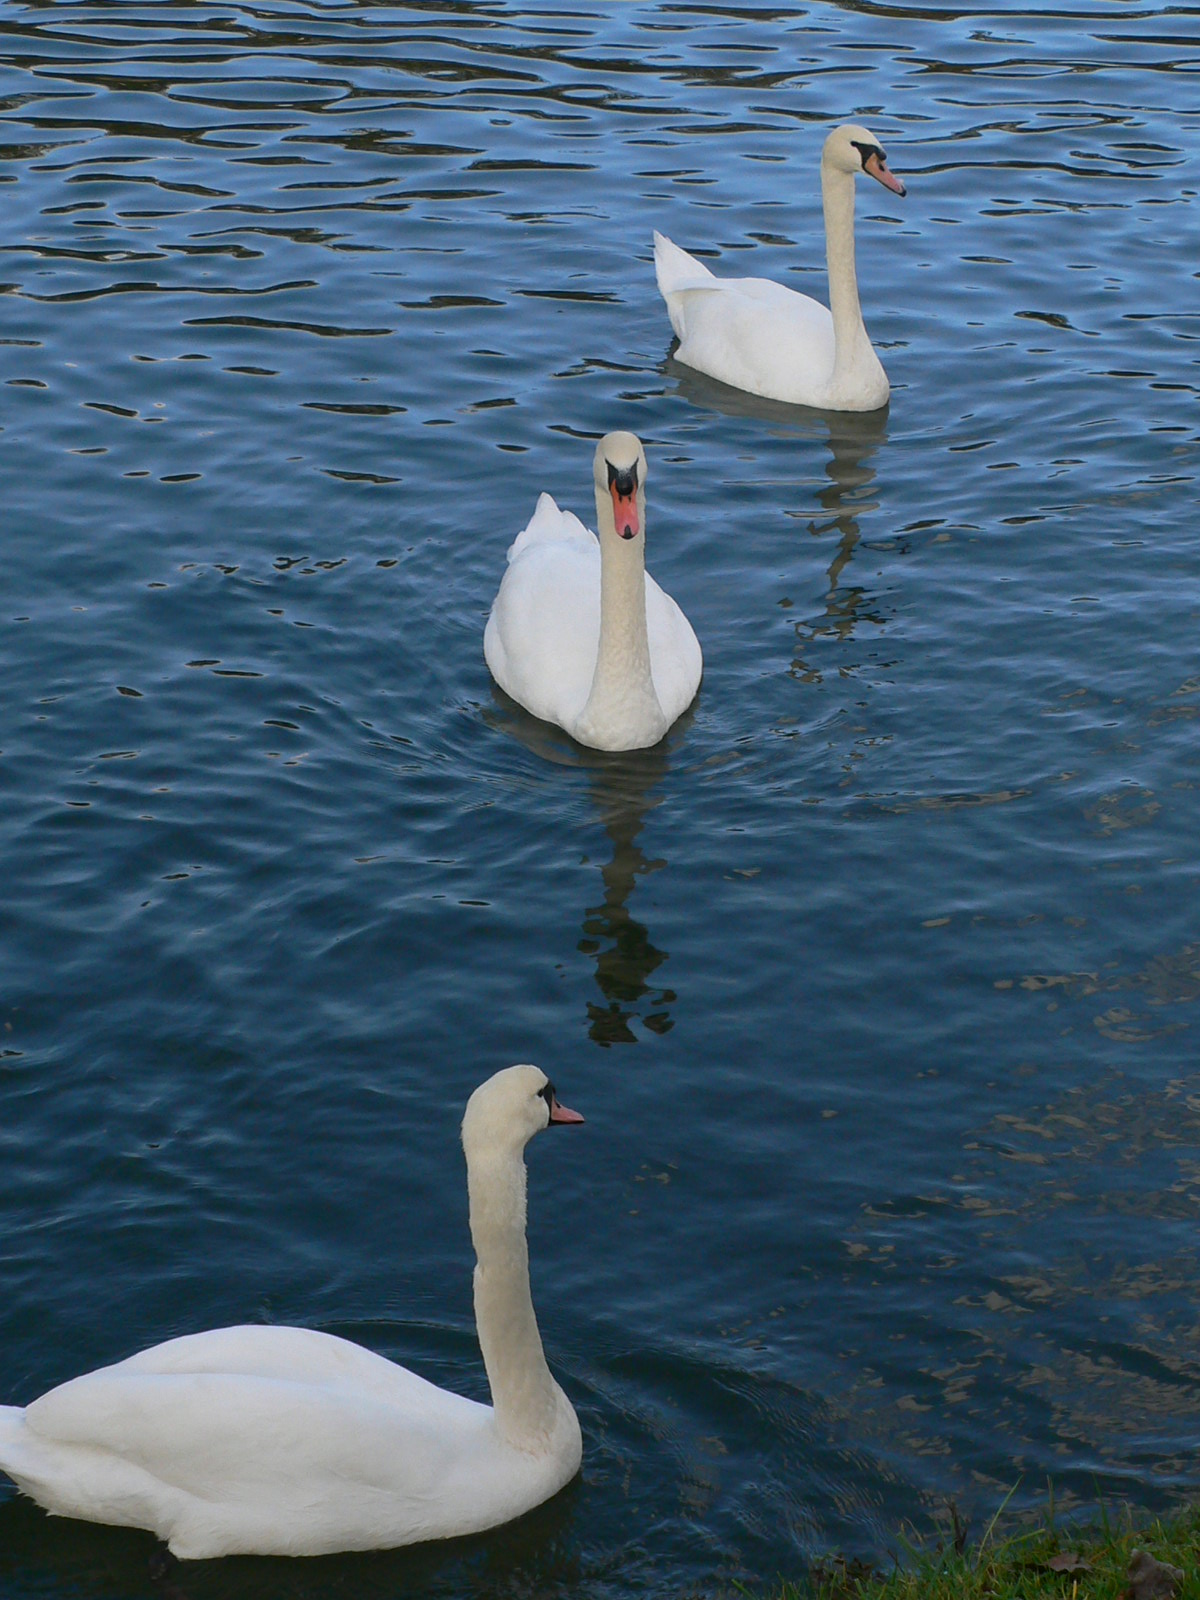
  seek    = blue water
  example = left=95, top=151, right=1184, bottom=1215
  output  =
left=1, top=2, right=1199, bottom=1595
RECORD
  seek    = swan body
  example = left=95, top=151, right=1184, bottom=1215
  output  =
left=655, top=124, right=906, bottom=410
left=485, top=431, right=702, bottom=752
left=0, top=1066, right=585, bottom=1560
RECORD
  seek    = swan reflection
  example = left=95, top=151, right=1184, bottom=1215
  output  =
left=665, top=358, right=890, bottom=674
left=578, top=744, right=673, bottom=1046
left=792, top=406, right=890, bottom=675
left=483, top=691, right=683, bottom=1044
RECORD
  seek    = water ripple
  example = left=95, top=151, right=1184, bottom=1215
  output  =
left=0, top=2, right=1198, bottom=1595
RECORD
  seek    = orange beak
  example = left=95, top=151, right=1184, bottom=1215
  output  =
left=548, top=1091, right=584, bottom=1125
left=610, top=485, right=640, bottom=540
left=864, top=150, right=906, bottom=197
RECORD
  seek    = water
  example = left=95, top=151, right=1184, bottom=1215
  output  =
left=1, top=1, right=1198, bottom=1594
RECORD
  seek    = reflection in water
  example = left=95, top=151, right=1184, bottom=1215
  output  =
left=484, top=691, right=681, bottom=1045
left=806, top=411, right=889, bottom=627
left=787, top=411, right=890, bottom=680
left=578, top=745, right=673, bottom=1046
left=664, top=357, right=889, bottom=676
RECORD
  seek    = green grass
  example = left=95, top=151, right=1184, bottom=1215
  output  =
left=773, top=1497, right=1198, bottom=1599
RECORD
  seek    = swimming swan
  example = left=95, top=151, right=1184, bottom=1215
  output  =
left=0, top=1065, right=585, bottom=1559
left=654, top=123, right=906, bottom=410
left=484, top=431, right=702, bottom=752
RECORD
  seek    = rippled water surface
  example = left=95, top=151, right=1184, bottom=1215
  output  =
left=1, top=2, right=1199, bottom=1595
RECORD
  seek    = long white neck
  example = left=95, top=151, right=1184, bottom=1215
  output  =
left=468, top=1144, right=561, bottom=1451
left=577, top=488, right=665, bottom=750
left=821, top=157, right=875, bottom=390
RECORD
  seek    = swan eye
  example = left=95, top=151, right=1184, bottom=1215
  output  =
left=606, top=460, right=638, bottom=498
left=850, top=139, right=886, bottom=170
left=537, top=1081, right=556, bottom=1110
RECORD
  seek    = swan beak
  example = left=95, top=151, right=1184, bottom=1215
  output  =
left=865, top=151, right=906, bottom=198
left=548, top=1093, right=585, bottom=1126
left=610, top=485, right=640, bottom=541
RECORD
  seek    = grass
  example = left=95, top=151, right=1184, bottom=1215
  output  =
left=774, top=1494, right=1198, bottom=1599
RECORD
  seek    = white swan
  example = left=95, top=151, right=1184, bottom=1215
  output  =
left=0, top=1065, right=585, bottom=1560
left=484, top=431, right=702, bottom=752
left=654, top=123, right=906, bottom=410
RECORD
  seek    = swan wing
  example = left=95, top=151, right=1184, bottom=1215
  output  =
left=26, top=1367, right=484, bottom=1491
left=646, top=575, right=703, bottom=723
left=671, top=276, right=836, bottom=404
left=26, top=1326, right=487, bottom=1473
left=15, top=1331, right=495, bottom=1555
left=656, top=230, right=838, bottom=404
left=80, top=1324, right=452, bottom=1405
left=485, top=527, right=600, bottom=730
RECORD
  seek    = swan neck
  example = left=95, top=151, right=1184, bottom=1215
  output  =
left=822, top=159, right=868, bottom=366
left=580, top=487, right=662, bottom=736
left=468, top=1145, right=560, bottom=1450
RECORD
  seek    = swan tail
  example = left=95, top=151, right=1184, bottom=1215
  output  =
left=653, top=232, right=713, bottom=293
left=527, top=491, right=565, bottom=536
left=653, top=232, right=718, bottom=342
left=506, top=494, right=591, bottom=561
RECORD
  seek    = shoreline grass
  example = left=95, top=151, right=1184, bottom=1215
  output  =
left=776, top=1498, right=1198, bottom=1598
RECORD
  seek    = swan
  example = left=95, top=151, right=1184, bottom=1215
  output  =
left=484, top=431, right=702, bottom=752
left=0, top=1065, right=585, bottom=1560
left=654, top=123, right=906, bottom=410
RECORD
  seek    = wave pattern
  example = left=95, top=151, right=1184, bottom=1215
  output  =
left=0, top=3, right=1198, bottom=1596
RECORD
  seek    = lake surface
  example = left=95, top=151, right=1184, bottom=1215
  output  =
left=1, top=2, right=1198, bottom=1595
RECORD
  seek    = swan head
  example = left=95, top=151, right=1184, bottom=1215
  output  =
left=462, top=1064, right=584, bottom=1160
left=593, top=430, right=648, bottom=543
left=823, top=123, right=906, bottom=197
